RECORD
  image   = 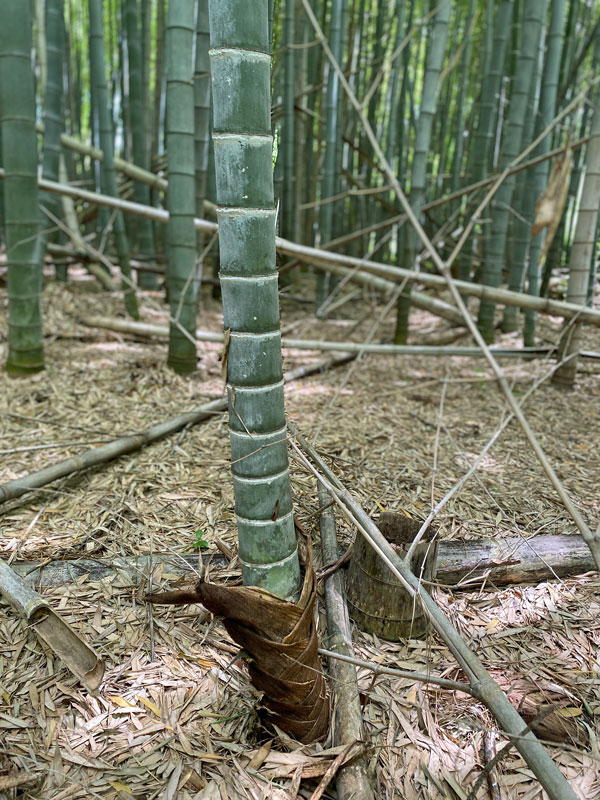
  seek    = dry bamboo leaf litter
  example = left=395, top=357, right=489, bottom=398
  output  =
left=0, top=278, right=599, bottom=797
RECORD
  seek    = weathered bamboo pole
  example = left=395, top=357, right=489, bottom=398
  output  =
left=80, top=315, right=600, bottom=360
left=318, top=484, right=374, bottom=800
left=9, top=532, right=593, bottom=589
left=3, top=168, right=599, bottom=326
left=0, top=354, right=354, bottom=506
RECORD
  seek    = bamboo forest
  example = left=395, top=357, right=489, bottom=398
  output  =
left=1, top=0, right=600, bottom=797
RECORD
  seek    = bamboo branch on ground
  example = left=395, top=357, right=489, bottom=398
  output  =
left=80, top=315, right=600, bottom=360
left=287, top=424, right=579, bottom=800
left=0, top=354, right=355, bottom=506
left=318, top=484, right=374, bottom=800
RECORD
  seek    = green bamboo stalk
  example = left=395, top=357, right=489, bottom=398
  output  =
left=88, top=0, right=139, bottom=318
left=553, top=90, right=600, bottom=386
left=523, top=0, right=567, bottom=345
left=385, top=1, right=407, bottom=172
left=315, top=0, right=344, bottom=313
left=40, top=0, right=66, bottom=281
left=394, top=0, right=451, bottom=344
left=302, top=0, right=325, bottom=248
left=541, top=101, right=591, bottom=296
left=476, top=0, right=548, bottom=343
left=435, top=3, right=460, bottom=194
left=209, top=0, right=301, bottom=598
left=165, top=0, right=199, bottom=374
left=125, top=0, right=158, bottom=290
left=450, top=0, right=475, bottom=195
left=152, top=0, right=165, bottom=168
left=458, top=0, right=513, bottom=285
left=0, top=1, right=44, bottom=374
left=194, top=0, right=211, bottom=278
left=282, top=0, right=295, bottom=244
left=501, top=33, right=543, bottom=333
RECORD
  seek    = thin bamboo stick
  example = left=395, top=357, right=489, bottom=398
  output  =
left=318, top=484, right=374, bottom=800
left=81, top=315, right=594, bottom=359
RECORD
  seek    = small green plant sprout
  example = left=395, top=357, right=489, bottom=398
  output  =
left=192, top=529, right=209, bottom=550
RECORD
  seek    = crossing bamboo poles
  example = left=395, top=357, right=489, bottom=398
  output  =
left=5, top=168, right=600, bottom=329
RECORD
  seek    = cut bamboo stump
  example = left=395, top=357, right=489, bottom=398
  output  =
left=346, top=513, right=438, bottom=640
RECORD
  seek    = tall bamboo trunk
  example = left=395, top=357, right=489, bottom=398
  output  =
left=40, top=0, right=66, bottom=281
left=208, top=0, right=301, bottom=598
left=394, top=0, right=451, bottom=344
left=0, top=1, right=45, bottom=373
left=476, top=0, right=547, bottom=343
left=165, top=0, right=199, bottom=374
left=88, top=0, right=139, bottom=318
left=553, top=90, right=600, bottom=386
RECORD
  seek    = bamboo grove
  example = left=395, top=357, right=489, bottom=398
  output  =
left=0, top=1, right=599, bottom=593
left=1, top=1, right=598, bottom=370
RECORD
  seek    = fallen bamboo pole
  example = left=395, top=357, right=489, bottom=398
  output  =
left=0, top=354, right=355, bottom=506
left=37, top=123, right=216, bottom=215
left=0, top=398, right=226, bottom=505
left=2, top=168, right=599, bottom=326
left=7, top=533, right=593, bottom=589
left=80, top=315, right=600, bottom=360
left=318, top=485, right=374, bottom=800
left=288, top=423, right=579, bottom=800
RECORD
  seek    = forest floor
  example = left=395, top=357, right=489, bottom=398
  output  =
left=0, top=267, right=599, bottom=799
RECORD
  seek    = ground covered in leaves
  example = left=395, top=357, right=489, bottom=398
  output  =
left=0, top=270, right=599, bottom=799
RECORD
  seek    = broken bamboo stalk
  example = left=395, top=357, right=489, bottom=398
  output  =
left=0, top=560, right=104, bottom=692
left=288, top=423, right=579, bottom=800
left=318, top=484, right=374, bottom=800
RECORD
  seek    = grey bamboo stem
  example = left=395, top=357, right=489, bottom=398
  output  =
left=289, top=428, right=579, bottom=800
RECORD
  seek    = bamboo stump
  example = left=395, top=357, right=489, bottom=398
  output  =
left=346, top=513, right=438, bottom=640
